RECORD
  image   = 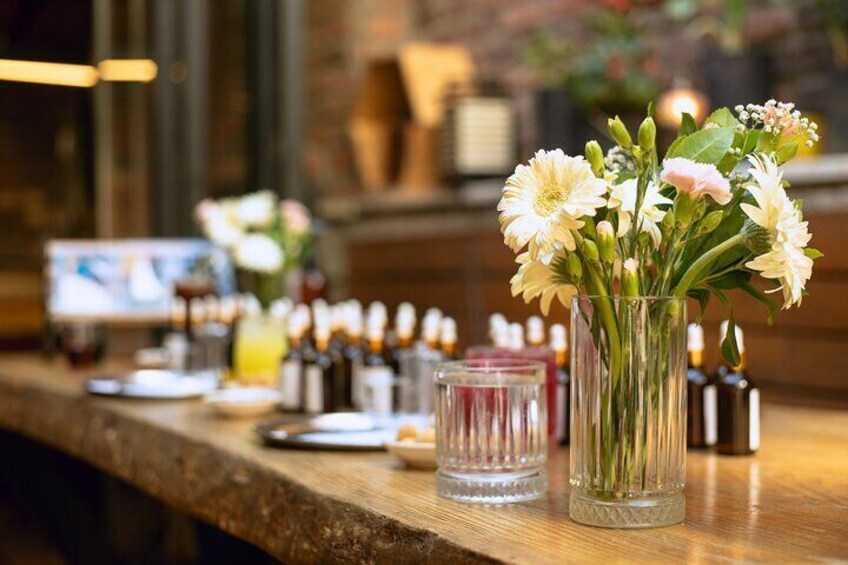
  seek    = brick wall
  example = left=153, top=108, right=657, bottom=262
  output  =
left=305, top=0, right=840, bottom=196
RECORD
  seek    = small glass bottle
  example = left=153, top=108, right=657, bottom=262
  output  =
left=362, top=319, right=395, bottom=414
left=304, top=317, right=335, bottom=415
left=550, top=323, right=570, bottom=445
left=279, top=317, right=306, bottom=412
left=716, top=322, right=760, bottom=456
left=687, top=323, right=717, bottom=448
left=390, top=304, right=416, bottom=373
left=343, top=307, right=365, bottom=410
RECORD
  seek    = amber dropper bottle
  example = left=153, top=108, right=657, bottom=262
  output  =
left=716, top=321, right=760, bottom=455
left=687, top=323, right=717, bottom=448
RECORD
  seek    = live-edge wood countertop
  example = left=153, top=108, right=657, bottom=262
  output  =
left=0, top=354, right=846, bottom=564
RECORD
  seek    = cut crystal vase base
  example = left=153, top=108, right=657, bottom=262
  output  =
left=436, top=468, right=548, bottom=504
left=569, top=489, right=685, bottom=528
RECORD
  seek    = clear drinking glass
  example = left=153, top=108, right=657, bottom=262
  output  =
left=435, top=359, right=548, bottom=503
left=570, top=296, right=687, bottom=528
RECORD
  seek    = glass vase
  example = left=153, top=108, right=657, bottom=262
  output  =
left=569, top=296, right=687, bottom=528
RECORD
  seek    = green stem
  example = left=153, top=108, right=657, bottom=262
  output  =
left=584, top=263, right=623, bottom=492
left=674, top=233, right=745, bottom=298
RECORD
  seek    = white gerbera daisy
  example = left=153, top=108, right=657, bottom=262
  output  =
left=510, top=252, right=578, bottom=315
left=607, top=178, right=672, bottom=245
left=498, top=150, right=607, bottom=261
left=236, top=190, right=277, bottom=229
left=202, top=207, right=244, bottom=248
left=233, top=233, right=284, bottom=273
left=742, top=154, right=813, bottom=308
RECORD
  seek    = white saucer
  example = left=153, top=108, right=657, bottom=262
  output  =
left=87, top=370, right=218, bottom=399
left=384, top=440, right=437, bottom=469
left=204, top=387, right=282, bottom=418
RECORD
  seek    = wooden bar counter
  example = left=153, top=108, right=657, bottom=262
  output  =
left=0, top=354, right=846, bottom=563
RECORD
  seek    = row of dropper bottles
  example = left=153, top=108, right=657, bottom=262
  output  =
left=687, top=321, right=759, bottom=455
left=279, top=299, right=458, bottom=415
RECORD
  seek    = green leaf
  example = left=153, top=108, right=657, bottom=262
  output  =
left=687, top=288, right=710, bottom=323
left=666, top=135, right=684, bottom=156
left=720, top=310, right=742, bottom=367
left=741, top=129, right=760, bottom=154
left=665, top=126, right=736, bottom=165
left=709, top=271, right=752, bottom=290
left=705, top=107, right=739, bottom=128
left=804, top=248, right=824, bottom=260
left=680, top=112, right=697, bottom=136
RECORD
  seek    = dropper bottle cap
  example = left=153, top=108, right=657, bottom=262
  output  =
left=526, top=315, right=545, bottom=345
left=421, top=314, right=440, bottom=346
left=493, top=324, right=510, bottom=348
left=439, top=317, right=457, bottom=344
left=508, top=322, right=525, bottom=350
left=687, top=323, right=705, bottom=352
left=549, top=323, right=567, bottom=351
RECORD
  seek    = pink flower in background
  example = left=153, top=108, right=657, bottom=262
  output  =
left=280, top=199, right=312, bottom=234
left=660, top=157, right=732, bottom=205
left=195, top=199, right=219, bottom=224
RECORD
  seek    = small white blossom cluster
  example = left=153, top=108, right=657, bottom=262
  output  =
left=604, top=146, right=636, bottom=175
left=734, top=100, right=820, bottom=148
left=195, top=191, right=313, bottom=274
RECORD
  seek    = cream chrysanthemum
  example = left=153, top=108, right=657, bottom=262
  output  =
left=742, top=154, right=813, bottom=308
left=607, top=178, right=672, bottom=245
left=510, top=252, right=577, bottom=315
left=498, top=150, right=607, bottom=261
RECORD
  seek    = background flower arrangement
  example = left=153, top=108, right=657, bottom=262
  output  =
left=195, top=191, right=313, bottom=308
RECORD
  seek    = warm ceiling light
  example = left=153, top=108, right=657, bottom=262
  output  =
left=656, top=86, right=710, bottom=129
left=98, top=59, right=158, bottom=82
left=0, top=59, right=99, bottom=87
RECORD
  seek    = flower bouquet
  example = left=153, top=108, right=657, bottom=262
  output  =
left=498, top=100, right=821, bottom=528
left=195, top=190, right=313, bottom=308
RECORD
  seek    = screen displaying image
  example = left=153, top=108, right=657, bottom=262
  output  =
left=46, top=239, right=235, bottom=323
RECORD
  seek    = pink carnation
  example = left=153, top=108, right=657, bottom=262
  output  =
left=280, top=199, right=311, bottom=234
left=194, top=199, right=219, bottom=225
left=660, top=158, right=732, bottom=205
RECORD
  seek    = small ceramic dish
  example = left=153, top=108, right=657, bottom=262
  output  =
left=384, top=440, right=437, bottom=470
left=204, top=387, right=282, bottom=418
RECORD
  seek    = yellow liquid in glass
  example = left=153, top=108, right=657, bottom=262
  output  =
left=233, top=314, right=287, bottom=386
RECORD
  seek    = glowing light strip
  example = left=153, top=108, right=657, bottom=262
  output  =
left=0, top=59, right=99, bottom=87
left=98, top=59, right=158, bottom=82
left=0, top=58, right=160, bottom=87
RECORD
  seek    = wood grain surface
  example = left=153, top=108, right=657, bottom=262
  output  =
left=0, top=354, right=846, bottom=564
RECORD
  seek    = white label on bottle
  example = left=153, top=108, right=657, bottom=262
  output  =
left=555, top=382, right=566, bottom=442
left=749, top=388, right=760, bottom=452
left=351, top=358, right=364, bottom=410
left=363, top=367, right=394, bottom=414
left=304, top=365, right=323, bottom=414
left=279, top=360, right=302, bottom=410
left=703, top=384, right=717, bottom=446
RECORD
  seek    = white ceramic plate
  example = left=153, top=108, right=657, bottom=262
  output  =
left=86, top=370, right=218, bottom=399
left=204, top=387, right=282, bottom=418
left=384, top=440, right=437, bottom=469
